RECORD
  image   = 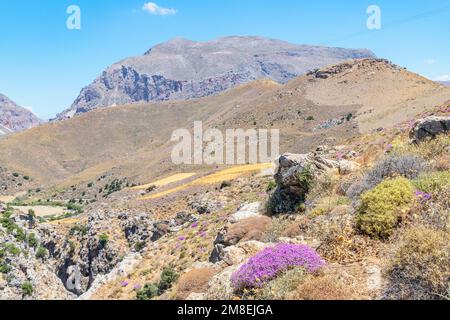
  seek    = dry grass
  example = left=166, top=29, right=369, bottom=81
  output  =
left=387, top=227, right=450, bottom=300
left=141, top=163, right=273, bottom=200
left=131, top=173, right=197, bottom=190
left=290, top=273, right=361, bottom=300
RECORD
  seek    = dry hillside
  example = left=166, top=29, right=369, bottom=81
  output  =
left=0, top=59, right=448, bottom=192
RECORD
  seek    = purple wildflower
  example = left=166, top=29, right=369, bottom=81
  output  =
left=121, top=281, right=129, bottom=287
left=133, top=284, right=142, bottom=291
left=231, top=243, right=325, bottom=290
left=178, top=236, right=186, bottom=241
left=415, top=190, right=432, bottom=203
left=385, top=144, right=393, bottom=153
left=191, top=222, right=199, bottom=228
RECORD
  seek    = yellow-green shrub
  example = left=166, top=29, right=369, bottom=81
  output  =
left=414, top=170, right=450, bottom=194
left=356, top=177, right=414, bottom=239
left=388, top=227, right=450, bottom=300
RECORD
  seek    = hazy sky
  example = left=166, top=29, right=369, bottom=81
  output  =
left=1, top=0, right=449, bottom=119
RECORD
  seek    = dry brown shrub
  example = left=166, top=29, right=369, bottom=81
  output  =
left=175, top=268, right=217, bottom=300
left=433, top=155, right=450, bottom=171
left=317, top=225, right=380, bottom=264
left=289, top=273, right=360, bottom=300
left=224, top=216, right=272, bottom=245
left=281, top=221, right=303, bottom=238
left=387, top=227, right=450, bottom=300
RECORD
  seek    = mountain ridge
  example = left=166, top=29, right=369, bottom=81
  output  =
left=0, top=93, right=42, bottom=135
left=2, top=58, right=449, bottom=188
left=56, top=36, right=375, bottom=120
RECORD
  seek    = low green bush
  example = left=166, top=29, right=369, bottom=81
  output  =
left=266, top=180, right=277, bottom=193
left=356, top=177, right=414, bottom=239
left=21, top=281, right=33, bottom=297
left=35, top=246, right=48, bottom=260
left=158, top=267, right=179, bottom=294
left=136, top=283, right=159, bottom=300
left=135, top=267, right=179, bottom=300
left=99, top=234, right=109, bottom=247
left=27, top=233, right=39, bottom=249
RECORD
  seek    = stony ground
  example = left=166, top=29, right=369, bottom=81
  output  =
left=1, top=105, right=447, bottom=300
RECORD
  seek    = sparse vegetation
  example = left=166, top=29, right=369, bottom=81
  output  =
left=266, top=180, right=277, bottom=192
left=27, top=233, right=38, bottom=249
left=136, top=266, right=179, bottom=300
left=413, top=170, right=450, bottom=194
left=35, top=246, right=48, bottom=260
left=387, top=227, right=450, bottom=300
left=348, top=154, right=427, bottom=199
left=158, top=266, right=180, bottom=294
left=104, top=179, right=124, bottom=196
left=136, top=283, right=159, bottom=300
left=99, top=234, right=109, bottom=247
left=255, top=267, right=306, bottom=300
left=297, top=165, right=314, bottom=193
left=220, top=181, right=232, bottom=189
left=21, top=281, right=33, bottom=297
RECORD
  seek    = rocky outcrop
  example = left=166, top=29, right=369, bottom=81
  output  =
left=0, top=212, right=74, bottom=300
left=229, top=202, right=262, bottom=223
left=0, top=93, right=42, bottom=134
left=189, top=195, right=224, bottom=215
left=410, top=116, right=450, bottom=143
left=57, top=36, right=375, bottom=119
left=269, top=153, right=339, bottom=214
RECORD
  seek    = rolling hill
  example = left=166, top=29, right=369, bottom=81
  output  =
left=0, top=58, right=449, bottom=190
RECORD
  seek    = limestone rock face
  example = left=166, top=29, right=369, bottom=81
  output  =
left=410, top=116, right=450, bottom=142
left=0, top=93, right=41, bottom=135
left=229, top=202, right=262, bottom=223
left=269, top=153, right=339, bottom=213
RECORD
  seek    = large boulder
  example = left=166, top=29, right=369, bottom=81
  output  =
left=410, top=116, right=450, bottom=143
left=269, top=153, right=339, bottom=214
left=209, top=216, right=271, bottom=263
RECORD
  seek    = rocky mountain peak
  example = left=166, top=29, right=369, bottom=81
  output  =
left=0, top=93, right=42, bottom=135
left=56, top=36, right=375, bottom=120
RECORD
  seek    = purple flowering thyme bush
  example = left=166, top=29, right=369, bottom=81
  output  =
left=231, top=244, right=326, bottom=290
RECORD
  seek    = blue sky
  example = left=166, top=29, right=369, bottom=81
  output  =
left=1, top=0, right=449, bottom=119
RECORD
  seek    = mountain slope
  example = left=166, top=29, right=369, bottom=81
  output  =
left=1, top=59, right=449, bottom=189
left=0, top=93, right=42, bottom=135
left=56, top=36, right=374, bottom=119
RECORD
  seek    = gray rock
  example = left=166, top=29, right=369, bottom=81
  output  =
left=410, top=116, right=450, bottom=143
left=269, top=153, right=339, bottom=213
left=189, top=195, right=223, bottom=215
left=229, top=202, right=262, bottom=223
left=0, top=93, right=42, bottom=135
